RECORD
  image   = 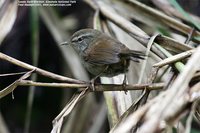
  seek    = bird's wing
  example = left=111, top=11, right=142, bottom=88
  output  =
left=83, top=37, right=123, bottom=65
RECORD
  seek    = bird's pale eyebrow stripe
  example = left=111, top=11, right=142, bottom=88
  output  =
left=72, top=33, right=93, bottom=42
left=79, top=33, right=93, bottom=38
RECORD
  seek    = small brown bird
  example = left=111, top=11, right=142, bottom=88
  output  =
left=63, top=29, right=144, bottom=88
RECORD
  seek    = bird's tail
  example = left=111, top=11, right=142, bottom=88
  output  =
left=121, top=50, right=145, bottom=62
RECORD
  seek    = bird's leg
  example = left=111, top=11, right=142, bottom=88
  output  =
left=122, top=60, right=128, bottom=94
left=90, top=75, right=99, bottom=92
left=90, top=65, right=109, bottom=91
left=122, top=73, right=128, bottom=94
left=123, top=73, right=127, bottom=85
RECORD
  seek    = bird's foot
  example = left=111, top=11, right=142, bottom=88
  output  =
left=89, top=78, right=96, bottom=92
left=122, top=78, right=128, bottom=94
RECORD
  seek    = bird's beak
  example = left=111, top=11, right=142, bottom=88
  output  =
left=60, top=41, right=69, bottom=45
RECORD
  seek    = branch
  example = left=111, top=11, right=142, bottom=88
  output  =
left=0, top=52, right=84, bottom=84
left=153, top=49, right=195, bottom=68
left=18, top=80, right=164, bottom=91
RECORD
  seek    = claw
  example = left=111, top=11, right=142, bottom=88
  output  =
left=122, top=82, right=128, bottom=94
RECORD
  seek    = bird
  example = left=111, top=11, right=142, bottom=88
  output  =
left=62, top=28, right=145, bottom=90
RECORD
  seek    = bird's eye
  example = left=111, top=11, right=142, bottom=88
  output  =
left=77, top=37, right=83, bottom=43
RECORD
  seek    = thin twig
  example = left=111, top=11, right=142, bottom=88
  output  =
left=185, top=27, right=195, bottom=44
left=0, top=70, right=34, bottom=99
left=18, top=80, right=88, bottom=88
left=138, top=34, right=159, bottom=83
left=0, top=52, right=84, bottom=84
left=0, top=71, right=28, bottom=76
left=51, top=88, right=90, bottom=133
left=133, top=34, right=160, bottom=118
left=18, top=80, right=164, bottom=91
left=153, top=49, right=195, bottom=68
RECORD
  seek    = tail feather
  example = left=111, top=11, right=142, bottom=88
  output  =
left=120, top=50, right=145, bottom=62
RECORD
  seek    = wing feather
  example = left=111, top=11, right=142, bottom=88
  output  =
left=83, top=37, right=122, bottom=65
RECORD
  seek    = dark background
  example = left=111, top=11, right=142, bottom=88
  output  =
left=0, top=0, right=200, bottom=132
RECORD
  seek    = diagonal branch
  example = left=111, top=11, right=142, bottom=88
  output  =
left=0, top=52, right=84, bottom=84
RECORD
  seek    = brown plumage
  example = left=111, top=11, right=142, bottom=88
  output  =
left=68, top=29, right=145, bottom=77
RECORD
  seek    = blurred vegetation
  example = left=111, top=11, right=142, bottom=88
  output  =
left=0, top=0, right=200, bottom=133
